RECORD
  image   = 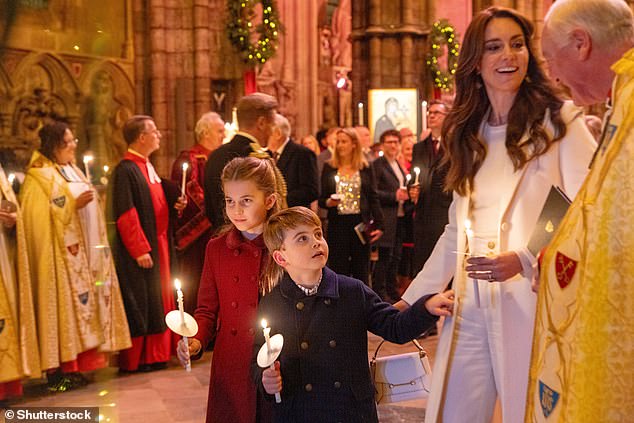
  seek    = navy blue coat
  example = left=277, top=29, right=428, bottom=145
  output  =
left=252, top=267, right=438, bottom=422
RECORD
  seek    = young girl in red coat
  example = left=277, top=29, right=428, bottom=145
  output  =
left=177, top=156, right=282, bottom=423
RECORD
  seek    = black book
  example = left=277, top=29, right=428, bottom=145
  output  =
left=527, top=186, right=572, bottom=256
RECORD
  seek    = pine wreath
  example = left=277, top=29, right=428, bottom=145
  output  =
left=226, top=0, right=282, bottom=67
left=426, top=19, right=460, bottom=91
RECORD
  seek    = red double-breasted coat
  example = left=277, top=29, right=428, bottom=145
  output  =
left=194, top=227, right=268, bottom=423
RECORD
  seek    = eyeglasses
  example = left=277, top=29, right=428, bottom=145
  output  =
left=428, top=111, right=447, bottom=116
left=64, top=138, right=79, bottom=146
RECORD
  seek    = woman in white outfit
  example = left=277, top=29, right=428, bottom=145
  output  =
left=395, top=7, right=596, bottom=423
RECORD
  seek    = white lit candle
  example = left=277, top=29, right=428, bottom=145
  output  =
left=181, top=162, right=189, bottom=197
left=261, top=319, right=281, bottom=403
left=103, top=165, right=109, bottom=174
left=464, top=219, right=480, bottom=308
left=83, top=155, right=94, bottom=182
left=232, top=107, right=238, bottom=129
left=413, top=167, right=421, bottom=185
left=378, top=151, right=384, bottom=157
left=422, top=101, right=428, bottom=133
left=406, top=173, right=411, bottom=184
left=7, top=173, right=15, bottom=185
left=174, top=279, right=191, bottom=371
left=358, top=102, right=364, bottom=126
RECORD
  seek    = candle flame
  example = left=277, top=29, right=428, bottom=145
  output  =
left=182, top=162, right=189, bottom=171
left=174, top=278, right=181, bottom=290
left=83, top=155, right=94, bottom=164
left=414, top=167, right=420, bottom=175
left=103, top=165, right=109, bottom=173
left=406, top=174, right=411, bottom=182
left=422, top=100, right=428, bottom=107
left=7, top=173, right=15, bottom=184
left=261, top=319, right=268, bottom=329
left=334, top=175, right=340, bottom=184
left=358, top=102, right=363, bottom=108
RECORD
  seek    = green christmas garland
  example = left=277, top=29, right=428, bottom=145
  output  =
left=426, top=19, right=460, bottom=91
left=226, top=0, right=282, bottom=67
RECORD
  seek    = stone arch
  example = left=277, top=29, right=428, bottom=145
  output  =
left=10, top=52, right=81, bottom=149
left=78, top=60, right=135, bottom=166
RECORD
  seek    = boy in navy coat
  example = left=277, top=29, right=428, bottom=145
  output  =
left=253, top=207, right=454, bottom=422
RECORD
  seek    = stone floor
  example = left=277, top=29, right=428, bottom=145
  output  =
left=4, top=324, right=440, bottom=422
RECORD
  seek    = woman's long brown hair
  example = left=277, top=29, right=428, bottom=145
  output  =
left=442, top=6, right=567, bottom=196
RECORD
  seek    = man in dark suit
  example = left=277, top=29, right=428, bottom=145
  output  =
left=409, top=100, right=452, bottom=274
left=371, top=129, right=410, bottom=302
left=204, top=92, right=278, bottom=230
left=268, top=113, right=319, bottom=208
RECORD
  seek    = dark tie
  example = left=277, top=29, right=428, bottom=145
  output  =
left=271, top=151, right=279, bottom=163
left=432, top=139, right=440, bottom=155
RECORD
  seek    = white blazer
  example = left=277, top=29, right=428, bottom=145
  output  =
left=402, top=101, right=597, bottom=422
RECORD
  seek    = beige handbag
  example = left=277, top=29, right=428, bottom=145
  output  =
left=370, top=339, right=432, bottom=404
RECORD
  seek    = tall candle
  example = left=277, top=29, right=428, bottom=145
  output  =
left=422, top=101, right=428, bottom=133
left=83, top=155, right=94, bottom=182
left=174, top=279, right=191, bottom=371
left=232, top=107, right=238, bottom=129
left=261, top=319, right=281, bottom=403
left=413, top=167, right=421, bottom=185
left=181, top=162, right=189, bottom=196
left=358, top=102, right=364, bottom=126
left=464, top=219, right=480, bottom=308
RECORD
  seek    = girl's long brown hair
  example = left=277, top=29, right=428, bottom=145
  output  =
left=221, top=156, right=285, bottom=294
left=442, top=6, right=567, bottom=196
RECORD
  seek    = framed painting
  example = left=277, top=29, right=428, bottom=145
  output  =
left=368, top=88, right=419, bottom=145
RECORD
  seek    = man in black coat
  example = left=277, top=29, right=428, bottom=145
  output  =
left=409, top=100, right=452, bottom=274
left=268, top=113, right=319, bottom=208
left=371, top=129, right=411, bottom=302
left=203, top=92, right=278, bottom=230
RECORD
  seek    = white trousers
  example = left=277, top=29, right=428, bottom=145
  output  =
left=436, top=278, right=532, bottom=423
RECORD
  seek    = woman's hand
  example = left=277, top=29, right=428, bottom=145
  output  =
left=262, top=361, right=283, bottom=396
left=326, top=197, right=341, bottom=208
left=0, top=210, right=16, bottom=228
left=408, top=185, right=420, bottom=204
left=369, top=229, right=383, bottom=243
left=466, top=251, right=522, bottom=282
left=75, top=190, right=95, bottom=210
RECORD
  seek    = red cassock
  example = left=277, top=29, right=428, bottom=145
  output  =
left=116, top=151, right=177, bottom=370
left=194, top=228, right=271, bottom=423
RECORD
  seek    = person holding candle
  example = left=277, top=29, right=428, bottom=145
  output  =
left=177, top=156, right=284, bottom=423
left=170, top=112, right=225, bottom=314
left=110, top=115, right=185, bottom=373
left=371, top=129, right=411, bottom=302
left=20, top=121, right=131, bottom=390
left=393, top=7, right=596, bottom=423
left=0, top=163, right=39, bottom=401
left=319, top=127, right=384, bottom=285
left=408, top=100, right=453, bottom=277
left=253, top=207, right=454, bottom=422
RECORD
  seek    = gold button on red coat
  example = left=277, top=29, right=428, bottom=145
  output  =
left=253, top=251, right=259, bottom=258
left=248, top=328, right=255, bottom=336
left=233, top=249, right=240, bottom=256
left=231, top=301, right=238, bottom=308
left=233, top=276, right=239, bottom=283
left=230, top=328, right=237, bottom=335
